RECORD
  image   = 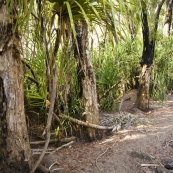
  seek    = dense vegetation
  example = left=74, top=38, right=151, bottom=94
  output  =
left=20, top=0, right=173, bottom=138
left=1, top=0, right=173, bottom=172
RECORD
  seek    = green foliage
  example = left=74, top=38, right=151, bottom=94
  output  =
left=93, top=38, right=142, bottom=111
left=24, top=48, right=47, bottom=112
left=21, top=0, right=173, bottom=138
left=150, top=35, right=173, bottom=100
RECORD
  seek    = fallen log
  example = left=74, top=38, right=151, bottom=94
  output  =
left=59, top=113, right=114, bottom=130
left=30, top=137, right=76, bottom=145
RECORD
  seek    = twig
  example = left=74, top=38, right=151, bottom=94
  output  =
left=31, top=148, right=54, bottom=155
left=99, top=80, right=121, bottom=102
left=21, top=59, right=39, bottom=86
left=96, top=147, right=109, bottom=170
left=48, top=161, right=59, bottom=170
left=30, top=68, right=57, bottom=173
left=36, top=164, right=50, bottom=173
left=31, top=149, right=53, bottom=152
left=32, top=151, right=52, bottom=155
left=50, top=141, right=74, bottom=154
left=140, top=164, right=159, bottom=167
left=50, top=168, right=64, bottom=172
left=30, top=137, right=76, bottom=145
left=36, top=164, right=63, bottom=173
left=53, top=113, right=64, bottom=132
left=27, top=76, right=39, bottom=86
left=58, top=113, right=114, bottom=130
left=119, top=79, right=126, bottom=112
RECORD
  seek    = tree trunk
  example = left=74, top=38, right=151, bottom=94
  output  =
left=135, top=65, right=151, bottom=110
left=0, top=1, right=31, bottom=172
left=163, top=0, right=173, bottom=36
left=74, top=21, right=100, bottom=141
left=136, top=0, right=165, bottom=111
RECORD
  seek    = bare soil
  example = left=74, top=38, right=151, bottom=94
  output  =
left=38, top=90, right=173, bottom=173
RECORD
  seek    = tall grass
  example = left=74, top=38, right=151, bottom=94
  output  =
left=150, top=35, right=173, bottom=100
left=24, top=34, right=173, bottom=113
left=93, top=39, right=142, bottom=111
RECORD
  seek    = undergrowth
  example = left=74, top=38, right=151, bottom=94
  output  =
left=24, top=35, right=173, bottom=138
left=150, top=36, right=173, bottom=100
left=93, top=39, right=142, bottom=111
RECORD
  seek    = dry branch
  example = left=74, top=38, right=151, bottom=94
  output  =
left=59, top=113, right=114, bottom=130
left=30, top=68, right=57, bottom=173
left=30, top=137, right=76, bottom=145
left=21, top=59, right=39, bottom=87
left=50, top=141, right=75, bottom=154
left=36, top=164, right=50, bottom=173
left=140, top=164, right=159, bottom=167
left=36, top=164, right=63, bottom=173
left=96, top=147, right=109, bottom=170
left=53, top=113, right=64, bottom=131
left=99, top=80, right=121, bottom=101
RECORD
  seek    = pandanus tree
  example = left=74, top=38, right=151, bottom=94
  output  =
left=47, top=0, right=117, bottom=140
left=163, top=0, right=173, bottom=36
left=135, top=0, right=166, bottom=110
left=74, top=21, right=100, bottom=140
left=0, top=0, right=120, bottom=172
left=0, top=0, right=32, bottom=172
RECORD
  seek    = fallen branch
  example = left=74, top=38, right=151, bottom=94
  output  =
left=99, top=80, right=121, bottom=102
left=21, top=59, right=39, bottom=88
left=59, top=113, right=114, bottom=130
left=30, top=68, right=57, bottom=173
left=50, top=141, right=75, bottom=154
left=31, top=148, right=54, bottom=155
left=31, top=141, right=75, bottom=155
left=96, top=147, right=109, bottom=170
left=36, top=164, right=50, bottom=173
left=140, top=164, right=159, bottom=167
left=30, top=137, right=76, bottom=145
left=53, top=113, right=64, bottom=131
left=27, top=76, right=39, bottom=86
left=36, top=164, right=63, bottom=173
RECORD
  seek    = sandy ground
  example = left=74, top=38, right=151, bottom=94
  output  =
left=38, top=90, right=173, bottom=173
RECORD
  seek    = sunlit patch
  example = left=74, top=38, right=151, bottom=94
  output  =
left=99, top=137, right=115, bottom=145
left=121, top=133, right=147, bottom=141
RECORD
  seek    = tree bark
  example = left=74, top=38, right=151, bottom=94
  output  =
left=136, top=0, right=165, bottom=111
left=74, top=21, right=100, bottom=141
left=0, top=1, right=31, bottom=172
left=163, top=0, right=173, bottom=36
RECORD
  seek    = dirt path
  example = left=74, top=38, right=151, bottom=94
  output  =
left=41, top=94, right=173, bottom=173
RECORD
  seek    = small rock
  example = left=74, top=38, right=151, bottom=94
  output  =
left=169, top=141, right=173, bottom=148
left=163, top=158, right=173, bottom=170
left=156, top=166, right=173, bottom=173
left=129, top=151, right=153, bottom=161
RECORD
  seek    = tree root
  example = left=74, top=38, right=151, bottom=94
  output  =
left=30, top=68, right=57, bottom=173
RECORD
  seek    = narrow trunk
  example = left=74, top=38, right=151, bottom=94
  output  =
left=136, top=0, right=165, bottom=111
left=74, top=21, right=100, bottom=141
left=163, top=0, right=173, bottom=36
left=0, top=1, right=31, bottom=172
left=135, top=65, right=151, bottom=110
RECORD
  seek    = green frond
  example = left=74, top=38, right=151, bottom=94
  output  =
left=74, top=1, right=90, bottom=26
left=65, top=1, right=76, bottom=37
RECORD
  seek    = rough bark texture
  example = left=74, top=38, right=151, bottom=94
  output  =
left=0, top=1, right=31, bottom=172
left=135, top=65, right=151, bottom=111
left=74, top=21, right=100, bottom=141
left=136, top=0, right=165, bottom=111
left=163, top=0, right=173, bottom=36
